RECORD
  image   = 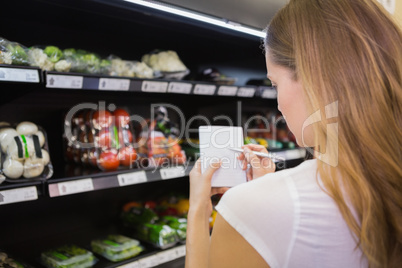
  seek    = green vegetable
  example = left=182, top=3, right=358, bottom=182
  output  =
left=121, top=207, right=158, bottom=226
left=159, top=216, right=187, bottom=241
left=41, top=245, right=96, bottom=268
left=63, top=48, right=76, bottom=58
left=6, top=43, right=28, bottom=65
left=44, top=46, right=63, bottom=63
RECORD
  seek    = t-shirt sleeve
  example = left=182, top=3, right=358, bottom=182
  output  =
left=215, top=172, right=299, bottom=268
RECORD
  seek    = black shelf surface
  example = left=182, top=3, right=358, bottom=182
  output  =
left=1, top=67, right=276, bottom=99
left=47, top=163, right=193, bottom=198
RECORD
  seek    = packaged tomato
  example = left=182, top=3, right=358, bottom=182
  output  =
left=90, top=108, right=137, bottom=171
left=146, top=106, right=186, bottom=167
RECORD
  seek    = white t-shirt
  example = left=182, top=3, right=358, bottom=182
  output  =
left=215, top=159, right=368, bottom=268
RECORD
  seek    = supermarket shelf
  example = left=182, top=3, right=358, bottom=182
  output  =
left=0, top=64, right=42, bottom=83
left=0, top=148, right=305, bottom=202
left=47, top=164, right=193, bottom=198
left=0, top=67, right=277, bottom=99
left=0, top=180, right=42, bottom=206
left=44, top=71, right=276, bottom=99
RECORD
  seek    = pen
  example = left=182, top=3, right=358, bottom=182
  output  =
left=228, top=147, right=275, bottom=159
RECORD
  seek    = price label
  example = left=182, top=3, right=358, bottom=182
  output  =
left=160, top=166, right=185, bottom=180
left=117, top=261, right=140, bottom=268
left=46, top=75, right=83, bottom=89
left=0, top=186, right=38, bottom=206
left=175, top=245, right=186, bottom=258
left=237, top=87, right=255, bottom=97
left=141, top=81, right=168, bottom=93
left=157, top=248, right=178, bottom=263
left=137, top=255, right=160, bottom=268
left=117, top=171, right=147, bottom=186
left=57, top=178, right=94, bottom=196
left=261, top=89, right=277, bottom=99
left=193, top=84, right=216, bottom=95
left=168, top=82, right=192, bottom=94
left=99, top=78, right=130, bottom=91
left=0, top=67, right=40, bottom=83
left=218, top=86, right=238, bottom=96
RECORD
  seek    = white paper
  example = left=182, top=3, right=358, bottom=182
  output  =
left=199, top=126, right=246, bottom=187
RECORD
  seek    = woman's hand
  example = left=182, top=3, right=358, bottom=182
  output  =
left=189, top=159, right=230, bottom=217
left=238, top=144, right=276, bottom=181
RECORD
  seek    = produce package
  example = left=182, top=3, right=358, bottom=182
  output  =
left=109, top=55, right=154, bottom=78
left=0, top=250, right=34, bottom=268
left=91, top=108, right=138, bottom=171
left=0, top=122, right=53, bottom=181
left=41, top=245, right=97, bottom=268
left=28, top=46, right=71, bottom=72
left=158, top=216, right=187, bottom=242
left=90, top=234, right=143, bottom=262
left=0, top=37, right=29, bottom=66
left=143, top=106, right=186, bottom=167
left=64, top=107, right=138, bottom=171
left=141, top=50, right=189, bottom=79
left=121, top=203, right=180, bottom=249
left=198, top=67, right=236, bottom=85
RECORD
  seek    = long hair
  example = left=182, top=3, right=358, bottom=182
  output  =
left=265, top=0, right=402, bottom=267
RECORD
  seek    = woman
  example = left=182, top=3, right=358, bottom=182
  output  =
left=186, top=0, right=402, bottom=267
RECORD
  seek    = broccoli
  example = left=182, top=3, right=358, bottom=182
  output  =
left=44, top=46, right=63, bottom=63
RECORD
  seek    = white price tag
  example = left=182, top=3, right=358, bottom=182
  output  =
left=175, top=245, right=186, bottom=258
left=0, top=186, right=38, bottom=206
left=193, top=84, right=216, bottom=95
left=57, top=178, right=94, bottom=196
left=46, top=75, right=83, bottom=89
left=168, top=82, right=192, bottom=94
left=117, top=171, right=147, bottom=186
left=141, top=81, right=168, bottom=93
left=117, top=261, right=140, bottom=268
left=137, top=255, right=160, bottom=268
left=237, top=87, right=255, bottom=97
left=160, top=166, right=185, bottom=180
left=0, top=67, right=40, bottom=83
left=261, top=89, right=277, bottom=99
left=157, top=248, right=178, bottom=263
left=218, top=86, right=238, bottom=96
left=99, top=78, right=130, bottom=91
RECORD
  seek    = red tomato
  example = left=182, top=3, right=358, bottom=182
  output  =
left=114, top=108, right=130, bottom=127
left=99, top=151, right=120, bottom=171
left=144, top=201, right=157, bottom=210
left=92, top=110, right=113, bottom=129
left=119, top=146, right=137, bottom=166
left=98, top=128, right=112, bottom=148
left=118, top=129, right=133, bottom=144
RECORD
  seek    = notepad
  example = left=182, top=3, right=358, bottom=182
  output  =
left=199, top=126, right=247, bottom=187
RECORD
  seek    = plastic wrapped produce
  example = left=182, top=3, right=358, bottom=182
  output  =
left=109, top=56, right=154, bottom=78
left=91, top=235, right=143, bottom=262
left=0, top=122, right=53, bottom=181
left=121, top=204, right=179, bottom=249
left=41, top=245, right=97, bottom=268
left=158, top=216, right=187, bottom=241
left=0, top=37, right=29, bottom=66
left=28, top=47, right=55, bottom=71
left=141, top=50, right=187, bottom=72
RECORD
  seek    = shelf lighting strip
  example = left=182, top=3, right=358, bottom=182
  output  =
left=122, top=0, right=266, bottom=38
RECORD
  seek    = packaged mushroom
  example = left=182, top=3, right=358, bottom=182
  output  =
left=0, top=121, right=53, bottom=182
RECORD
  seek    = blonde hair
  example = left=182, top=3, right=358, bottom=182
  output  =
left=265, top=0, right=402, bottom=267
